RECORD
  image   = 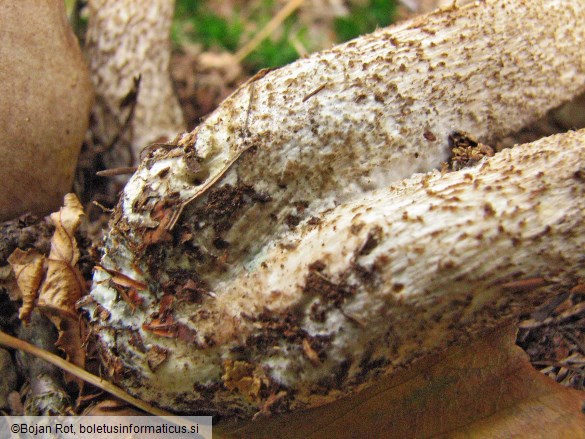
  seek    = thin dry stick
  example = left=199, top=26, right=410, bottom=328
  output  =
left=235, top=0, right=305, bottom=62
left=96, top=166, right=138, bottom=177
left=0, top=329, right=226, bottom=435
left=0, top=329, right=172, bottom=418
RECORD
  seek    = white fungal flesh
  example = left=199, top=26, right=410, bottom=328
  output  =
left=87, top=0, right=585, bottom=419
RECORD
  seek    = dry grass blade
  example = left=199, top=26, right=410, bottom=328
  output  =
left=235, top=0, right=306, bottom=62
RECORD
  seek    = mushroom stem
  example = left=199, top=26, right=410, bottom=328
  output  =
left=86, top=0, right=185, bottom=167
left=90, top=128, right=585, bottom=417
left=87, top=0, right=585, bottom=418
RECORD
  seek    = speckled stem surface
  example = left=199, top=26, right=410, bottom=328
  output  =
left=87, top=0, right=585, bottom=419
left=86, top=0, right=185, bottom=166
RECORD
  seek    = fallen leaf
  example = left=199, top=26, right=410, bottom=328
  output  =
left=38, top=259, right=84, bottom=318
left=48, top=193, right=84, bottom=265
left=107, top=279, right=143, bottom=313
left=7, top=248, right=45, bottom=322
left=220, top=326, right=585, bottom=438
left=52, top=314, right=87, bottom=378
left=143, top=202, right=174, bottom=244
left=142, top=315, right=178, bottom=338
left=158, top=294, right=174, bottom=315
left=10, top=194, right=89, bottom=387
left=37, top=222, right=87, bottom=375
left=222, top=360, right=263, bottom=402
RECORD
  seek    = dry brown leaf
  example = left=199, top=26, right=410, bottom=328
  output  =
left=0, top=0, right=93, bottom=221
left=48, top=193, right=84, bottom=266
left=39, top=194, right=87, bottom=385
left=141, top=315, right=178, bottom=338
left=49, top=316, right=87, bottom=393
left=38, top=259, right=85, bottom=318
left=32, top=305, right=88, bottom=380
left=95, top=265, right=148, bottom=290
left=42, top=309, right=87, bottom=386
left=9, top=194, right=89, bottom=384
left=221, top=326, right=585, bottom=438
left=38, top=192, right=86, bottom=319
left=7, top=248, right=45, bottom=322
left=222, top=360, right=263, bottom=403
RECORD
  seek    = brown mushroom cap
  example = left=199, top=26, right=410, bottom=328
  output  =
left=0, top=0, right=93, bottom=220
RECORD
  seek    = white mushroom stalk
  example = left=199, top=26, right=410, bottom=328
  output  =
left=86, top=0, right=185, bottom=166
left=86, top=0, right=585, bottom=418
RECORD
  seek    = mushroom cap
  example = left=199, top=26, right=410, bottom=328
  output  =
left=0, top=0, right=93, bottom=220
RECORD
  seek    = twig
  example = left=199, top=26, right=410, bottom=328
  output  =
left=91, top=201, right=114, bottom=213
left=532, top=360, right=585, bottom=375
left=289, top=33, right=309, bottom=57
left=560, top=329, right=585, bottom=356
left=0, top=330, right=172, bottom=418
left=235, top=0, right=306, bottom=62
left=96, top=167, right=138, bottom=177
left=302, top=83, right=327, bottom=102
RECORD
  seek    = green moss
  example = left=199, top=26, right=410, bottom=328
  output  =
left=172, top=0, right=397, bottom=70
left=244, top=17, right=310, bottom=70
left=197, top=13, right=243, bottom=52
left=173, top=0, right=243, bottom=51
left=245, top=36, right=298, bottom=70
left=334, top=0, right=397, bottom=42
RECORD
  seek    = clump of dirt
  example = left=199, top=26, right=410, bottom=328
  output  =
left=201, top=183, right=271, bottom=234
left=0, top=215, right=53, bottom=263
left=447, top=131, right=494, bottom=171
left=303, top=260, right=356, bottom=307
